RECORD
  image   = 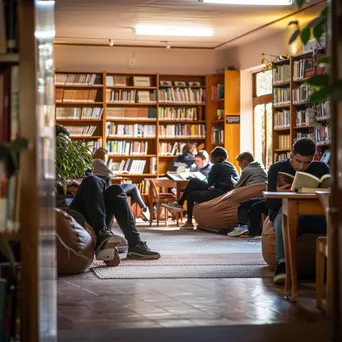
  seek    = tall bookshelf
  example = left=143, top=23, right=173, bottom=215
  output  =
left=55, top=71, right=207, bottom=180
left=206, top=70, right=241, bottom=171
left=272, top=49, right=331, bottom=163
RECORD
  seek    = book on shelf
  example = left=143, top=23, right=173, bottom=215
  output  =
left=66, top=125, right=97, bottom=137
left=277, top=171, right=331, bottom=192
left=272, top=64, right=290, bottom=84
left=158, top=124, right=206, bottom=138
left=158, top=87, right=205, bottom=104
left=55, top=73, right=100, bottom=85
left=56, top=89, right=98, bottom=103
left=320, top=150, right=331, bottom=164
left=56, top=107, right=103, bottom=120
left=106, top=123, right=156, bottom=138
left=166, top=171, right=207, bottom=182
left=106, top=107, right=156, bottom=120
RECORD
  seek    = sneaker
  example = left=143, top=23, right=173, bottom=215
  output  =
left=127, top=241, right=161, bottom=260
left=141, top=207, right=150, bottom=222
left=162, top=201, right=183, bottom=212
left=95, top=229, right=121, bottom=261
left=180, top=222, right=194, bottom=230
left=274, top=262, right=286, bottom=285
left=227, top=225, right=249, bottom=237
left=104, top=248, right=121, bottom=267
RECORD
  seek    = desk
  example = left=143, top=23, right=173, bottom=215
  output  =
left=263, top=191, right=325, bottom=301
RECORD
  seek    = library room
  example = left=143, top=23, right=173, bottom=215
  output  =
left=1, top=0, right=342, bottom=341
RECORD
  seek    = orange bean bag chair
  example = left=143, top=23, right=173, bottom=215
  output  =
left=193, top=182, right=267, bottom=230
left=262, top=216, right=322, bottom=276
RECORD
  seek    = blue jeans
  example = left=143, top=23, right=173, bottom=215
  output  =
left=273, top=208, right=326, bottom=264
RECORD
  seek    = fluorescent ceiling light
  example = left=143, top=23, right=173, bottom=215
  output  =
left=133, top=25, right=214, bottom=37
left=199, top=0, right=292, bottom=5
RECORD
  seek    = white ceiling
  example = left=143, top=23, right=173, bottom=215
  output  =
left=54, top=0, right=325, bottom=49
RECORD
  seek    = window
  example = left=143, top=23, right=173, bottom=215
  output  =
left=253, top=70, right=273, bottom=168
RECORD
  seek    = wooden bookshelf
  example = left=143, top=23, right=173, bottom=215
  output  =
left=206, top=70, right=241, bottom=171
left=55, top=71, right=208, bottom=178
left=271, top=49, right=331, bottom=163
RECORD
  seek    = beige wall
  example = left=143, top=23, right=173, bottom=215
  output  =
left=55, top=45, right=218, bottom=74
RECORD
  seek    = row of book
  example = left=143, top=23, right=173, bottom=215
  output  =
left=158, top=124, right=206, bottom=138
left=273, top=88, right=290, bottom=106
left=274, top=109, right=290, bottom=129
left=159, top=142, right=190, bottom=156
left=111, top=159, right=147, bottom=174
left=158, top=88, right=206, bottom=104
left=106, top=75, right=129, bottom=87
left=275, top=152, right=290, bottom=162
left=295, top=126, right=331, bottom=145
left=65, top=125, right=97, bottom=136
left=316, top=101, right=330, bottom=120
left=296, top=107, right=314, bottom=127
left=56, top=107, right=103, bottom=120
left=293, top=58, right=314, bottom=81
left=56, top=89, right=98, bottom=103
left=106, top=107, right=156, bottom=120
left=211, top=128, right=224, bottom=144
left=55, top=73, right=101, bottom=86
left=292, top=84, right=314, bottom=104
left=81, top=139, right=102, bottom=152
left=273, top=64, right=291, bottom=84
left=106, top=140, right=149, bottom=155
left=106, top=89, right=157, bottom=103
left=158, top=107, right=202, bottom=121
left=277, top=134, right=291, bottom=149
left=211, top=84, right=224, bottom=100
left=106, top=124, right=156, bottom=138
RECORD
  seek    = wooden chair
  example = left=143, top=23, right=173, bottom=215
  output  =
left=148, top=178, right=179, bottom=226
left=315, top=190, right=330, bottom=313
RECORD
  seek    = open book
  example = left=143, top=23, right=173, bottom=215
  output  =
left=277, top=171, right=331, bottom=192
left=166, top=171, right=207, bottom=182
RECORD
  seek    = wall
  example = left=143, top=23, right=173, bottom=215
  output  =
left=55, top=45, right=217, bottom=74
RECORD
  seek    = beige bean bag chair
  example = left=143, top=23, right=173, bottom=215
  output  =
left=262, top=216, right=322, bottom=276
left=194, top=182, right=266, bottom=230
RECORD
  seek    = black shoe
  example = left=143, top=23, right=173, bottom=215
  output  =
left=274, top=262, right=286, bottom=285
left=127, top=241, right=161, bottom=260
left=95, top=230, right=121, bottom=261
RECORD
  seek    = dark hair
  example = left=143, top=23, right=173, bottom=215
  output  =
left=293, top=137, right=316, bottom=157
left=211, top=146, right=228, bottom=162
left=182, top=143, right=197, bottom=155
left=236, top=152, right=254, bottom=164
left=56, top=124, right=70, bottom=137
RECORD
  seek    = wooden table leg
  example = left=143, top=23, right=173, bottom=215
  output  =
left=282, top=210, right=291, bottom=298
left=287, top=200, right=299, bottom=302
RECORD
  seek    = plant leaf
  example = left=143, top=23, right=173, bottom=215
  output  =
left=300, top=27, right=311, bottom=45
left=289, top=29, right=300, bottom=44
left=321, top=6, right=328, bottom=17
left=309, top=87, right=330, bottom=103
left=320, top=56, right=330, bottom=64
left=313, top=24, right=325, bottom=40
left=307, top=74, right=329, bottom=87
left=307, top=16, right=323, bottom=29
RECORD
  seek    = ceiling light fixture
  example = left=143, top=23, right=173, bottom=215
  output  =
left=198, top=0, right=293, bottom=5
left=133, top=25, right=214, bottom=37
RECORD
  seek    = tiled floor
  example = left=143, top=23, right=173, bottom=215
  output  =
left=58, top=226, right=330, bottom=341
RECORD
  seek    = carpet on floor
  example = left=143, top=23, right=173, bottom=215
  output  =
left=91, top=226, right=272, bottom=279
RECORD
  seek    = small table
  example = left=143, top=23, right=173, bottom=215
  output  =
left=263, top=191, right=325, bottom=301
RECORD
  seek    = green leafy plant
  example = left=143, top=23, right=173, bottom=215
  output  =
left=288, top=0, right=342, bottom=103
left=56, top=134, right=92, bottom=194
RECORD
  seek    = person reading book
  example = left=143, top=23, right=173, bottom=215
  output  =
left=267, top=137, right=330, bottom=285
left=92, top=147, right=150, bottom=221
left=55, top=125, right=160, bottom=265
left=171, top=143, right=197, bottom=172
left=162, top=146, right=239, bottom=229
left=190, top=150, right=212, bottom=177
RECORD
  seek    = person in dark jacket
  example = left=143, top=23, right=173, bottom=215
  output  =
left=171, top=143, right=197, bottom=171
left=163, top=147, right=239, bottom=229
left=267, top=137, right=330, bottom=285
left=190, top=150, right=212, bottom=177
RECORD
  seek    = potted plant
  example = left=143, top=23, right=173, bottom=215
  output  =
left=55, top=133, right=93, bottom=195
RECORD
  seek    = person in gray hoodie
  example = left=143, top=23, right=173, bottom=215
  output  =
left=233, top=152, right=267, bottom=188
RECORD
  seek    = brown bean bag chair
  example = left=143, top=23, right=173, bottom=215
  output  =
left=55, top=208, right=94, bottom=275
left=194, top=182, right=267, bottom=230
left=262, top=216, right=322, bottom=276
